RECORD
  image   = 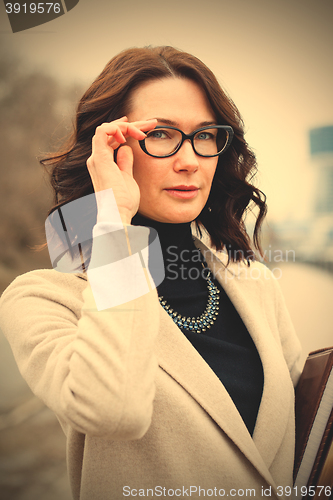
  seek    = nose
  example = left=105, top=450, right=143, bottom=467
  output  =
left=173, top=139, right=200, bottom=173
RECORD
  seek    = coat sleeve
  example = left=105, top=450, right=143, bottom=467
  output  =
left=0, top=223, right=161, bottom=440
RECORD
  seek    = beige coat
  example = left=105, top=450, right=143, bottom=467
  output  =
left=0, top=238, right=301, bottom=500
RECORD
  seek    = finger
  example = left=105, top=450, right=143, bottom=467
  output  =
left=91, top=131, right=113, bottom=159
left=115, top=116, right=128, bottom=122
left=92, top=119, right=157, bottom=152
left=107, top=139, right=122, bottom=150
left=106, top=128, right=126, bottom=145
left=116, top=146, right=133, bottom=176
left=126, top=119, right=158, bottom=135
left=106, top=116, right=128, bottom=124
left=98, top=118, right=156, bottom=138
left=114, top=119, right=157, bottom=142
left=129, top=119, right=158, bottom=130
left=93, top=124, right=126, bottom=153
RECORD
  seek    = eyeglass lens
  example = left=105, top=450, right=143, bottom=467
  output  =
left=144, top=127, right=229, bottom=157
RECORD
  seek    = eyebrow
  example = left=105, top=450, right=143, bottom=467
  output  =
left=151, top=118, right=218, bottom=128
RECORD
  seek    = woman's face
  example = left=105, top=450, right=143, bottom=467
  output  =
left=126, top=77, right=218, bottom=224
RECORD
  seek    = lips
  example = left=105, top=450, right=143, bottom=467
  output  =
left=164, top=185, right=199, bottom=199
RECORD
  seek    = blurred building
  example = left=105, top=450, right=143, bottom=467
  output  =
left=307, top=125, right=333, bottom=262
left=265, top=125, right=333, bottom=270
left=310, top=125, right=333, bottom=215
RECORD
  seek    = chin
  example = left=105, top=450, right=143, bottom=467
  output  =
left=169, top=215, right=196, bottom=224
left=139, top=202, right=204, bottom=225
left=154, top=211, right=200, bottom=224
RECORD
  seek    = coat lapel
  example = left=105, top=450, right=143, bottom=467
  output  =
left=156, top=238, right=294, bottom=488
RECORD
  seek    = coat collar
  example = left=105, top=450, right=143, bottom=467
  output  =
left=156, top=238, right=294, bottom=488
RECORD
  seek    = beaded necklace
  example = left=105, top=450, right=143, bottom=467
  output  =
left=158, top=264, right=220, bottom=334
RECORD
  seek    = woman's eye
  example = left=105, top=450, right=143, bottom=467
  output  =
left=147, top=130, right=168, bottom=140
left=197, top=132, right=214, bottom=140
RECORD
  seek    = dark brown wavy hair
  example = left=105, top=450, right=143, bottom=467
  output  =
left=41, top=45, right=267, bottom=263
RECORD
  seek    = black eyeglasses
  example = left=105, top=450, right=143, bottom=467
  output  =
left=138, top=125, right=234, bottom=158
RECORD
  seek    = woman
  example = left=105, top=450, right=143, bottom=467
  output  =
left=0, top=46, right=301, bottom=499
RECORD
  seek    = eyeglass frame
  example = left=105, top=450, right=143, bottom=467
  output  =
left=138, top=124, right=234, bottom=158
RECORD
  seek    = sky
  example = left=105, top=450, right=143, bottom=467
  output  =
left=1, top=0, right=332, bottom=223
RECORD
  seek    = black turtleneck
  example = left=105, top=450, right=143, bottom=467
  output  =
left=132, top=213, right=264, bottom=436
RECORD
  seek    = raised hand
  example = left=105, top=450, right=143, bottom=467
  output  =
left=87, top=116, right=157, bottom=224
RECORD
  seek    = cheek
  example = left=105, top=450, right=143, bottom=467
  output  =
left=132, top=160, right=160, bottom=197
left=131, top=150, right=148, bottom=185
left=132, top=154, right=169, bottom=191
left=205, top=161, right=218, bottom=187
